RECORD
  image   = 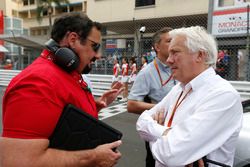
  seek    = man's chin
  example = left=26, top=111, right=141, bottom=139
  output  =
left=82, top=65, right=92, bottom=74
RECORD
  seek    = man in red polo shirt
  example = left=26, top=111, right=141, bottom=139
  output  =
left=0, top=13, right=123, bottom=167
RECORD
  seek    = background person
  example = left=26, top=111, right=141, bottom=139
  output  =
left=141, top=56, right=148, bottom=70
left=129, top=56, right=137, bottom=84
left=136, top=26, right=243, bottom=167
left=223, top=50, right=230, bottom=78
left=0, top=13, right=123, bottom=167
left=112, top=57, right=120, bottom=87
left=127, top=27, right=175, bottom=167
left=3, top=59, right=13, bottom=70
left=120, top=57, right=129, bottom=101
left=215, top=50, right=226, bottom=78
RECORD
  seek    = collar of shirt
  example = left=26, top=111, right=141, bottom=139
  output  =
left=69, top=71, right=91, bottom=93
left=155, top=57, right=168, bottom=68
left=155, top=57, right=171, bottom=73
left=180, top=67, right=216, bottom=92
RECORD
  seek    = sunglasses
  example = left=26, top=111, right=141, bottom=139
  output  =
left=87, top=38, right=101, bottom=53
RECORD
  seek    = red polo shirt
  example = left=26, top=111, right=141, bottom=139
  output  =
left=2, top=50, right=97, bottom=139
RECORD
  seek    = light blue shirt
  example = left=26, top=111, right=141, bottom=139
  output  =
left=128, top=57, right=175, bottom=103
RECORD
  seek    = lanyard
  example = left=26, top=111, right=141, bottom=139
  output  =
left=80, top=76, right=92, bottom=93
left=154, top=59, right=172, bottom=87
left=167, top=88, right=192, bottom=127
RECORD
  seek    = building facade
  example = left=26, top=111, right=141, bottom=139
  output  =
left=0, top=0, right=87, bottom=69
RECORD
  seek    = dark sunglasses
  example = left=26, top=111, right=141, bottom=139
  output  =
left=87, top=38, right=101, bottom=53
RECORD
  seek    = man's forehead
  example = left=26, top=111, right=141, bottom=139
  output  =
left=169, top=39, right=187, bottom=53
left=170, top=35, right=186, bottom=46
left=160, top=32, right=170, bottom=38
left=88, top=27, right=101, bottom=40
left=173, top=34, right=186, bottom=41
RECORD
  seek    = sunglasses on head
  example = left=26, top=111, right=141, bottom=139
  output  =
left=87, top=38, right=101, bottom=53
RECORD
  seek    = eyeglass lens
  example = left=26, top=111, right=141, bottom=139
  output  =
left=88, top=38, right=100, bottom=53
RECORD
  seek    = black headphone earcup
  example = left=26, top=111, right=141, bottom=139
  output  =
left=54, top=48, right=80, bottom=72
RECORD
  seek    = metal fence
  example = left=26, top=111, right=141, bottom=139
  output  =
left=89, top=14, right=247, bottom=81
left=216, top=37, right=247, bottom=81
left=90, top=38, right=156, bottom=75
left=1, top=12, right=249, bottom=81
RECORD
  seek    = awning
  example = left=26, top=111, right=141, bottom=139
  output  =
left=0, top=34, right=46, bottom=49
left=0, top=45, right=9, bottom=53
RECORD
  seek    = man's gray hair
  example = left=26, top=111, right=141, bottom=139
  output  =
left=169, top=26, right=218, bottom=68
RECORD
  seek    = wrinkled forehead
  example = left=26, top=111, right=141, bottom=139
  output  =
left=169, top=35, right=187, bottom=48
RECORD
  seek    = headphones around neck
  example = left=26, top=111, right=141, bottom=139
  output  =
left=45, top=38, right=80, bottom=72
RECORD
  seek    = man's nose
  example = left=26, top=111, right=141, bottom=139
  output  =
left=166, top=54, right=173, bottom=64
left=95, top=51, right=102, bottom=60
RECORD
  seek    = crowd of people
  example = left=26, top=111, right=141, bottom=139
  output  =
left=0, top=12, right=243, bottom=167
left=111, top=55, right=150, bottom=101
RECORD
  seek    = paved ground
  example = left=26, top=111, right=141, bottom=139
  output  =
left=0, top=87, right=146, bottom=167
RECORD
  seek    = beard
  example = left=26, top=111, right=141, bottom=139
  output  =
left=82, top=64, right=92, bottom=74
left=81, top=57, right=96, bottom=74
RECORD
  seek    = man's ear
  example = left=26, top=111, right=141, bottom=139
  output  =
left=67, top=32, right=78, bottom=48
left=196, top=50, right=206, bottom=63
left=154, top=43, right=160, bottom=53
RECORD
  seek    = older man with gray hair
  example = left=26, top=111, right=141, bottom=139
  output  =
left=136, top=26, right=243, bottom=167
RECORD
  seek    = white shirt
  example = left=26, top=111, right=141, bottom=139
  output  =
left=136, top=67, right=243, bottom=167
left=82, top=74, right=92, bottom=90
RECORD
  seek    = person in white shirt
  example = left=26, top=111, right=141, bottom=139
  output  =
left=136, top=26, right=243, bottom=167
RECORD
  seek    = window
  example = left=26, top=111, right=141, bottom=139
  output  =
left=72, top=4, right=82, bottom=12
left=43, top=10, right=48, bottom=16
left=84, top=1, right=87, bottom=12
left=30, top=0, right=35, bottom=5
left=135, top=0, right=155, bottom=7
left=37, top=29, right=41, bottom=36
left=218, top=0, right=233, bottom=7
left=18, top=11, right=28, bottom=19
left=61, top=6, right=68, bottom=13
left=69, top=6, right=74, bottom=12
left=23, top=0, right=28, bottom=6
left=13, top=18, right=21, bottom=28
left=31, top=30, right=36, bottom=36
left=23, top=28, right=29, bottom=35
left=43, top=29, right=47, bottom=35
left=12, top=10, right=18, bottom=17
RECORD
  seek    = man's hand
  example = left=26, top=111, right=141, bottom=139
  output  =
left=96, top=82, right=124, bottom=111
left=186, top=159, right=205, bottom=167
left=93, top=140, right=122, bottom=167
left=152, top=108, right=165, bottom=125
left=152, top=109, right=171, bottom=136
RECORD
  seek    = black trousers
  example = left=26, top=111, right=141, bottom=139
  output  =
left=145, top=141, right=155, bottom=167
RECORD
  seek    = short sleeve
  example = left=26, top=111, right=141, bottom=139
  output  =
left=128, top=70, right=150, bottom=101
